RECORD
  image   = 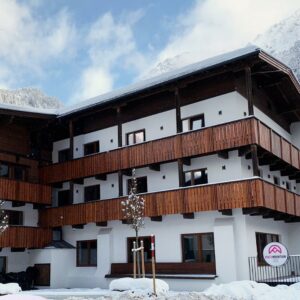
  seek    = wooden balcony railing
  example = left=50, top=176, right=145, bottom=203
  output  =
left=38, top=179, right=300, bottom=228
left=0, top=178, right=51, bottom=205
left=0, top=226, right=52, bottom=248
left=40, top=118, right=257, bottom=184
left=39, top=117, right=300, bottom=184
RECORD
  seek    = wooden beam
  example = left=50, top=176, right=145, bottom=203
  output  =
left=238, top=146, right=251, bottom=157
left=72, top=224, right=85, bottom=229
left=53, top=182, right=63, bottom=189
left=178, top=158, right=184, bottom=187
left=69, top=120, right=74, bottom=159
left=251, top=145, right=259, bottom=176
left=151, top=216, right=162, bottom=222
left=118, top=170, right=123, bottom=197
left=72, top=178, right=84, bottom=185
left=122, top=169, right=132, bottom=177
left=182, top=157, right=191, bottom=166
left=219, top=209, right=232, bottom=216
left=96, top=221, right=108, bottom=227
left=245, top=66, right=254, bottom=115
left=117, top=107, right=122, bottom=148
left=95, top=174, right=107, bottom=181
left=149, top=164, right=160, bottom=172
left=12, top=202, right=25, bottom=208
left=270, top=162, right=287, bottom=171
left=182, top=213, right=194, bottom=219
left=175, top=87, right=182, bottom=133
left=218, top=150, right=229, bottom=159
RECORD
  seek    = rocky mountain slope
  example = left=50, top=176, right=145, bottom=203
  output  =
left=0, top=87, right=62, bottom=109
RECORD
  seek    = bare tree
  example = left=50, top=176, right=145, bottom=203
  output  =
left=121, top=168, right=145, bottom=277
left=0, top=201, right=8, bottom=233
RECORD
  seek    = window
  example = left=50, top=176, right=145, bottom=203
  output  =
left=126, top=129, right=145, bottom=146
left=273, top=176, right=279, bottom=186
left=182, top=114, right=205, bottom=132
left=58, top=190, right=71, bottom=206
left=84, top=185, right=100, bottom=202
left=0, top=163, right=9, bottom=178
left=286, top=182, right=291, bottom=191
left=184, top=169, right=208, bottom=186
left=127, top=236, right=153, bottom=263
left=3, top=210, right=23, bottom=225
left=127, top=176, right=148, bottom=194
left=52, top=227, right=62, bottom=241
left=12, top=166, right=26, bottom=181
left=77, top=240, right=97, bottom=267
left=256, top=232, right=279, bottom=263
left=0, top=257, right=6, bottom=273
left=84, top=141, right=100, bottom=156
left=182, top=233, right=215, bottom=263
left=58, top=149, right=70, bottom=163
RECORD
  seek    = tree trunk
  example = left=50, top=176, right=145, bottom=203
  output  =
left=135, top=228, right=141, bottom=277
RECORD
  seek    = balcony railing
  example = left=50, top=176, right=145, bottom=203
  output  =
left=39, top=117, right=300, bottom=184
left=0, top=226, right=52, bottom=248
left=0, top=178, right=51, bottom=205
left=38, top=178, right=300, bottom=228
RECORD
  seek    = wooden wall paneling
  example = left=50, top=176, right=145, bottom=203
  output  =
left=271, top=131, right=282, bottom=159
left=258, top=122, right=271, bottom=152
left=281, top=138, right=291, bottom=164
left=295, top=194, right=300, bottom=217
left=291, top=146, right=299, bottom=169
left=262, top=181, right=276, bottom=210
left=285, top=192, right=295, bottom=215
left=275, top=187, right=286, bottom=213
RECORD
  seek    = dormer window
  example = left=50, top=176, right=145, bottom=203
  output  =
left=182, top=114, right=205, bottom=132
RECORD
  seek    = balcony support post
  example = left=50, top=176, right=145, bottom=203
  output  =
left=117, top=107, right=122, bottom=147
left=245, top=66, right=254, bottom=116
left=175, top=87, right=182, bottom=133
left=251, top=145, right=259, bottom=177
left=69, top=120, right=74, bottom=159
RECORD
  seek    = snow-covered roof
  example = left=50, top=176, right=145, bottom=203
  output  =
left=0, top=102, right=57, bottom=116
left=59, top=45, right=260, bottom=117
left=0, top=45, right=298, bottom=118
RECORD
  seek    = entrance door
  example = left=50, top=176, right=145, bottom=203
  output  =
left=0, top=257, right=6, bottom=273
left=34, top=264, right=50, bottom=286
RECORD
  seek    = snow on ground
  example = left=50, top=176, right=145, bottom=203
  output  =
left=17, top=280, right=300, bottom=299
left=0, top=283, right=21, bottom=295
left=109, top=277, right=169, bottom=295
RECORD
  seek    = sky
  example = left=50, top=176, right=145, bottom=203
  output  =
left=0, top=0, right=300, bottom=105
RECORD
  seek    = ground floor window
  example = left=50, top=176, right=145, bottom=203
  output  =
left=0, top=257, right=6, bottom=273
left=127, top=236, right=152, bottom=263
left=77, top=240, right=97, bottom=267
left=256, top=232, right=279, bottom=263
left=182, top=233, right=215, bottom=263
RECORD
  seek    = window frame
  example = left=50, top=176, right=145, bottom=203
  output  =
left=57, top=189, right=71, bottom=207
left=84, top=184, right=100, bottom=202
left=256, top=232, right=280, bottom=264
left=83, top=141, right=100, bottom=156
left=76, top=239, right=97, bottom=267
left=127, top=236, right=153, bottom=263
left=182, top=113, right=205, bottom=131
left=4, top=210, right=23, bottom=226
left=127, top=176, right=148, bottom=194
left=58, top=148, right=71, bottom=163
left=183, top=168, right=208, bottom=186
left=126, top=129, right=146, bottom=146
left=181, top=232, right=215, bottom=263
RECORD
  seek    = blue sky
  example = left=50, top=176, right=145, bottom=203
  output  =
left=1, top=0, right=299, bottom=105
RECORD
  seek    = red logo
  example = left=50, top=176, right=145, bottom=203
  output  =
left=269, top=245, right=282, bottom=254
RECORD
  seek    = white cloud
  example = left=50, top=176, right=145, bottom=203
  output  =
left=71, top=11, right=147, bottom=103
left=144, top=0, right=300, bottom=75
left=0, top=0, right=76, bottom=86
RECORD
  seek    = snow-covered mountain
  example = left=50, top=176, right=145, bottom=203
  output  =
left=0, top=88, right=63, bottom=109
left=254, top=9, right=300, bottom=81
left=145, top=9, right=300, bottom=82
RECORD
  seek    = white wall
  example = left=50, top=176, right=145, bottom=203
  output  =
left=290, top=122, right=300, bottom=149
left=0, top=248, right=30, bottom=273
left=181, top=92, right=248, bottom=128
left=122, top=110, right=177, bottom=146
left=52, top=139, right=70, bottom=163
left=1, top=202, right=38, bottom=227
left=73, top=126, right=118, bottom=159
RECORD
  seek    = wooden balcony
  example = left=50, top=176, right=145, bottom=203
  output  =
left=39, top=117, right=300, bottom=184
left=38, top=179, right=300, bottom=228
left=0, top=178, right=51, bottom=205
left=0, top=226, right=52, bottom=248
